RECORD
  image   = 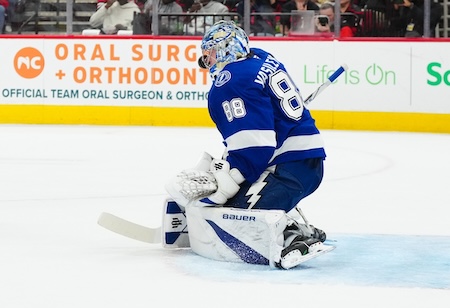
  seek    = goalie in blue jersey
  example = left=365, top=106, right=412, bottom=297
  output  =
left=165, top=20, right=332, bottom=269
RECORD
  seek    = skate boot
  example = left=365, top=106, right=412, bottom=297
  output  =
left=284, top=219, right=327, bottom=242
left=310, top=224, right=327, bottom=242
left=276, top=220, right=332, bottom=269
left=277, top=237, right=323, bottom=269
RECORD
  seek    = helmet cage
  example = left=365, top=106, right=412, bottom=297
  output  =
left=199, top=21, right=250, bottom=79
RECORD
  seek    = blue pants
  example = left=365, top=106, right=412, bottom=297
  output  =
left=226, top=158, right=324, bottom=212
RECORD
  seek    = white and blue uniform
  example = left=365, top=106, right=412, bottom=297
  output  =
left=208, top=48, right=326, bottom=212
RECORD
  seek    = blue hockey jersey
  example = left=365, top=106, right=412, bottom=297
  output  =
left=207, top=48, right=326, bottom=183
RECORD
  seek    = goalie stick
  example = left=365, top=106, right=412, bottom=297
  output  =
left=98, top=212, right=161, bottom=244
left=303, top=64, right=348, bottom=106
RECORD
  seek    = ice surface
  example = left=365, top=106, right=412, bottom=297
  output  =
left=1, top=125, right=449, bottom=308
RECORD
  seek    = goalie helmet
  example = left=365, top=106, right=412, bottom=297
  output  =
left=198, top=20, right=250, bottom=79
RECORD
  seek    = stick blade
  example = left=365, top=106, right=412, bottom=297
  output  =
left=98, top=212, right=161, bottom=244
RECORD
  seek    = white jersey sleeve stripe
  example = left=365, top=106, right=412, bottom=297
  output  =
left=225, top=130, right=277, bottom=151
left=270, top=134, right=325, bottom=162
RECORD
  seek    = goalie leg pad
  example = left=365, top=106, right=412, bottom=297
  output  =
left=185, top=206, right=287, bottom=266
left=162, top=198, right=190, bottom=248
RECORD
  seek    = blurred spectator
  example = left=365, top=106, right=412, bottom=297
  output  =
left=0, top=0, right=7, bottom=33
left=271, top=0, right=289, bottom=11
left=315, top=1, right=362, bottom=36
left=90, top=0, right=141, bottom=34
left=222, top=0, right=240, bottom=11
left=310, top=0, right=327, bottom=5
left=357, top=0, right=388, bottom=37
left=338, top=0, right=362, bottom=37
left=97, top=0, right=108, bottom=9
left=98, top=0, right=146, bottom=10
left=177, top=0, right=194, bottom=11
left=136, top=0, right=146, bottom=10
left=144, top=0, right=183, bottom=34
left=236, top=0, right=278, bottom=35
left=167, top=0, right=188, bottom=12
left=4, top=0, right=16, bottom=32
left=184, top=0, right=229, bottom=35
left=315, top=2, right=334, bottom=34
left=256, top=0, right=282, bottom=10
left=280, top=0, right=320, bottom=35
left=357, top=0, right=386, bottom=10
left=179, top=0, right=237, bottom=11
left=389, top=0, right=442, bottom=37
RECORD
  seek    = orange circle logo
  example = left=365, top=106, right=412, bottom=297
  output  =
left=14, top=47, right=45, bottom=79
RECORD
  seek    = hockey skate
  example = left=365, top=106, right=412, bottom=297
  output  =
left=276, top=219, right=334, bottom=269
left=284, top=220, right=327, bottom=243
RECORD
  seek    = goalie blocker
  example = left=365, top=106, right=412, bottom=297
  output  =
left=162, top=199, right=334, bottom=269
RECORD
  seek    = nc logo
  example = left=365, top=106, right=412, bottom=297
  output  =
left=17, top=56, right=43, bottom=70
left=14, top=47, right=45, bottom=79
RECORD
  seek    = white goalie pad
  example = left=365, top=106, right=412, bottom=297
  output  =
left=162, top=199, right=190, bottom=249
left=185, top=206, right=287, bottom=268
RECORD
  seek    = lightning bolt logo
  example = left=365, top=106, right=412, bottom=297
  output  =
left=245, top=172, right=270, bottom=209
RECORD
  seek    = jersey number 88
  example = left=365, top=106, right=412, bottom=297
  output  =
left=270, top=70, right=304, bottom=121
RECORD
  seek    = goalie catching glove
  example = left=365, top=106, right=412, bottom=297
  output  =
left=165, top=157, right=245, bottom=207
left=176, top=169, right=218, bottom=200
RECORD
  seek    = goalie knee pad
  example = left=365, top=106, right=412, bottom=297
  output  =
left=185, top=206, right=287, bottom=267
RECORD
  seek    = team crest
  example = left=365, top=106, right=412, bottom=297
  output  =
left=215, top=70, right=232, bottom=87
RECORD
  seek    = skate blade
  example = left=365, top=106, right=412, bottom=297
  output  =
left=280, top=244, right=335, bottom=269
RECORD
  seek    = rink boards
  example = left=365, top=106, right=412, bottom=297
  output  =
left=1, top=36, right=450, bottom=133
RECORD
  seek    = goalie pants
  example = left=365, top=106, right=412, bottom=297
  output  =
left=225, top=157, right=324, bottom=212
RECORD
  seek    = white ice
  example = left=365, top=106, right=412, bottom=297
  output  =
left=1, top=125, right=449, bottom=308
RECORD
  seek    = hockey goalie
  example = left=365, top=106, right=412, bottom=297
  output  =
left=162, top=21, right=334, bottom=270
left=98, top=21, right=335, bottom=269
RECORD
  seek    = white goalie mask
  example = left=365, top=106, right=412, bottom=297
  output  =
left=198, top=21, right=250, bottom=80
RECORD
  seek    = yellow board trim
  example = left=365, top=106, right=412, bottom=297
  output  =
left=0, top=105, right=215, bottom=127
left=312, top=110, right=450, bottom=133
left=1, top=105, right=450, bottom=133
